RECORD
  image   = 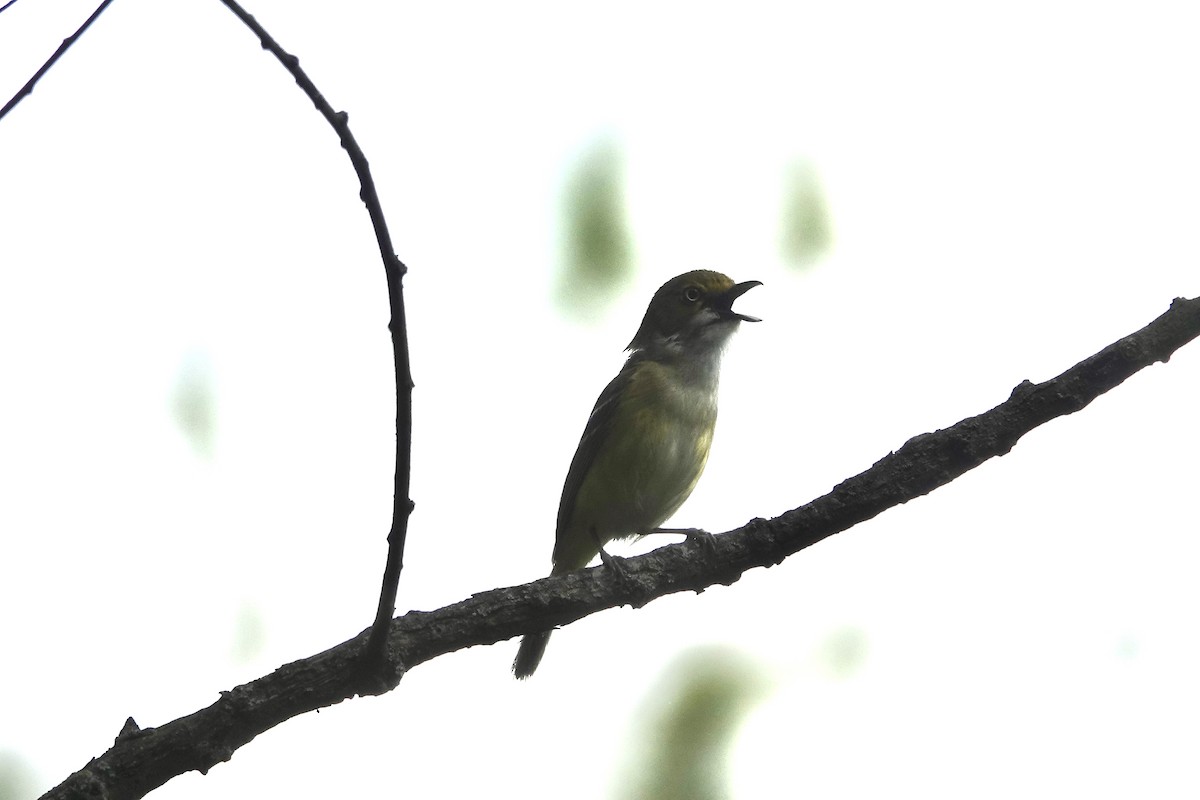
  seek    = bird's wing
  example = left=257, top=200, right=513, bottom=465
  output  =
left=552, top=356, right=637, bottom=566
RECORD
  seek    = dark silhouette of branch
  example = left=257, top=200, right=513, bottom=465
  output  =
left=5, top=0, right=407, bottom=787
left=2, top=0, right=415, bottom=684
left=215, top=0, right=414, bottom=684
left=41, top=296, right=1200, bottom=800
left=0, top=0, right=116, bottom=123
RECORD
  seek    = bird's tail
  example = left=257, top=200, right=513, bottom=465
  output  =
left=513, top=629, right=553, bottom=679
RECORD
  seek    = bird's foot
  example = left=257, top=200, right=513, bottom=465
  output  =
left=596, top=543, right=632, bottom=583
left=652, top=526, right=718, bottom=556
left=589, top=527, right=634, bottom=585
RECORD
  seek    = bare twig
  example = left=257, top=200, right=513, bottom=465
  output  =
left=0, top=0, right=116, bottom=123
left=41, top=297, right=1200, bottom=800
left=215, top=0, right=414, bottom=686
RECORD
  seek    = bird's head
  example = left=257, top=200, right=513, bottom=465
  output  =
left=628, top=270, right=761, bottom=354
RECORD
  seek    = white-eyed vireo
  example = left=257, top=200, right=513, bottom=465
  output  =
left=513, top=270, right=760, bottom=678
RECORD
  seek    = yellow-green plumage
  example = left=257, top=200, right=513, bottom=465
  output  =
left=514, top=270, right=759, bottom=679
left=552, top=358, right=717, bottom=573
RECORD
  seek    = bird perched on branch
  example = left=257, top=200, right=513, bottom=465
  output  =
left=513, top=270, right=760, bottom=679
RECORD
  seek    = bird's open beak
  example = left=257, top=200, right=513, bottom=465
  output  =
left=716, top=280, right=762, bottom=322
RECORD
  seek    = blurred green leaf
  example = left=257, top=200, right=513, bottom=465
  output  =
left=781, top=160, right=832, bottom=268
left=617, top=647, right=768, bottom=800
left=170, top=349, right=216, bottom=458
left=818, top=625, right=868, bottom=679
left=0, top=750, right=36, bottom=800
left=230, top=601, right=267, bottom=665
left=558, top=139, right=633, bottom=318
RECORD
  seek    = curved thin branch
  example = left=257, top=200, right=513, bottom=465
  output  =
left=215, top=0, right=414, bottom=682
left=0, top=0, right=116, bottom=123
left=42, top=297, right=1200, bottom=800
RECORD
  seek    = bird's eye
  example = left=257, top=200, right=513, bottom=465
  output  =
left=683, top=287, right=702, bottom=303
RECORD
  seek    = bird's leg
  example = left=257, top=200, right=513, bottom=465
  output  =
left=650, top=526, right=718, bottom=556
left=590, top=527, right=631, bottom=582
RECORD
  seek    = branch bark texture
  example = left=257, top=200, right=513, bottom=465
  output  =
left=44, top=297, right=1200, bottom=799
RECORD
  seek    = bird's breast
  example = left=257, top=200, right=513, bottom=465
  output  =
left=571, top=360, right=718, bottom=539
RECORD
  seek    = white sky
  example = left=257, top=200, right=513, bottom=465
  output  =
left=2, top=2, right=1199, bottom=799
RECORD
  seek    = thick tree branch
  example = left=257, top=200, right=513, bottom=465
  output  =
left=43, top=297, right=1200, bottom=799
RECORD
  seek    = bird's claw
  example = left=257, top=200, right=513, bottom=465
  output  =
left=596, top=545, right=633, bottom=584
left=652, top=526, right=718, bottom=556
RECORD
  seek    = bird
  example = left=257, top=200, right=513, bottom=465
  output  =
left=513, top=269, right=760, bottom=679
